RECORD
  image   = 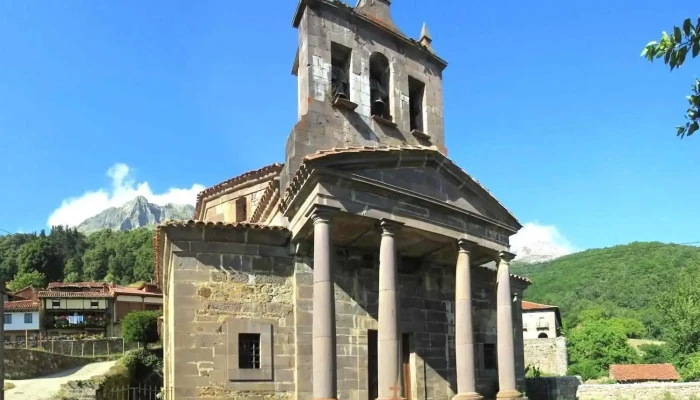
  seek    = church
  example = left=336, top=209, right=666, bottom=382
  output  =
left=156, top=1, right=530, bottom=399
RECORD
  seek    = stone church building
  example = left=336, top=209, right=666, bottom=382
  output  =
left=156, top=1, right=531, bottom=399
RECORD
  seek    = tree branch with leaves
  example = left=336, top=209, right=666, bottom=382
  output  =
left=642, top=17, right=700, bottom=137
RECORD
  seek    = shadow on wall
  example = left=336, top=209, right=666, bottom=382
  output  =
left=526, top=376, right=583, bottom=400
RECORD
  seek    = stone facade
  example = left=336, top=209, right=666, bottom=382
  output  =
left=523, top=337, right=568, bottom=376
left=158, top=2, right=533, bottom=400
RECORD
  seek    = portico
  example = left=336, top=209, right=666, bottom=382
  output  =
left=282, top=146, right=528, bottom=400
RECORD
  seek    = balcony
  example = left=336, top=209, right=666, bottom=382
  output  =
left=536, top=321, right=550, bottom=330
left=45, top=314, right=108, bottom=329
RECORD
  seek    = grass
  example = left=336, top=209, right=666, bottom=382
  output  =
left=4, top=382, right=15, bottom=391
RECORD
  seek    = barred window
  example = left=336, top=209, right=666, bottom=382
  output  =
left=238, top=333, right=261, bottom=369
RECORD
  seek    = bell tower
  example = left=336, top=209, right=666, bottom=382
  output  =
left=284, top=0, right=448, bottom=191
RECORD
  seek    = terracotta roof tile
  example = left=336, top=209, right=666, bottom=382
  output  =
left=4, top=300, right=38, bottom=310
left=610, top=364, right=680, bottom=382
left=194, top=163, right=284, bottom=219
left=159, top=220, right=289, bottom=231
left=251, top=179, right=281, bottom=223
left=48, top=282, right=107, bottom=289
left=522, top=301, right=557, bottom=310
left=111, top=285, right=162, bottom=297
left=280, top=145, right=521, bottom=231
left=511, top=274, right=532, bottom=284
left=38, top=291, right=113, bottom=298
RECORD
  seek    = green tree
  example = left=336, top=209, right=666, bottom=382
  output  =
left=7, top=269, right=46, bottom=292
left=641, top=17, right=700, bottom=137
left=16, top=238, right=64, bottom=282
left=567, top=320, right=640, bottom=380
left=121, top=311, right=161, bottom=348
left=63, top=257, right=82, bottom=283
left=657, top=276, right=700, bottom=356
left=639, top=343, right=671, bottom=364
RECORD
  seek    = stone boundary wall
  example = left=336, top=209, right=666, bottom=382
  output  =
left=3, top=348, right=112, bottom=379
left=526, top=376, right=582, bottom=400
left=577, top=382, right=700, bottom=400
left=524, top=337, right=568, bottom=376
left=5, top=337, right=142, bottom=356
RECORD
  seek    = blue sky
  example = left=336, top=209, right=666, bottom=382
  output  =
left=0, top=0, right=699, bottom=253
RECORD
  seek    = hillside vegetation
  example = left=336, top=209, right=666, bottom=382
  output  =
left=0, top=226, right=155, bottom=290
left=513, top=241, right=700, bottom=339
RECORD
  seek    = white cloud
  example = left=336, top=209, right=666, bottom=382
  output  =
left=510, top=222, right=576, bottom=262
left=47, top=163, right=206, bottom=228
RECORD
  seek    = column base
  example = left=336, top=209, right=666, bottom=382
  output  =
left=376, top=397, right=405, bottom=400
left=453, top=392, right=483, bottom=400
left=313, top=398, right=338, bottom=400
left=496, top=389, right=524, bottom=400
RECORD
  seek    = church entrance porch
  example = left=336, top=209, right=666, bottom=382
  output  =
left=296, top=205, right=528, bottom=400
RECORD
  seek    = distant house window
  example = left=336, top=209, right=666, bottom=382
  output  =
left=4, top=314, right=11, bottom=324
left=238, top=333, right=261, bottom=369
left=52, top=300, right=60, bottom=307
left=24, top=313, right=32, bottom=324
left=483, top=343, right=496, bottom=370
left=90, top=300, right=99, bottom=308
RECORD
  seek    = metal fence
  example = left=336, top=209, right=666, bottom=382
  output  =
left=3, top=337, right=143, bottom=356
left=96, top=385, right=162, bottom=400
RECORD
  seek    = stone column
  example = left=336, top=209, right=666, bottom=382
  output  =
left=496, top=251, right=522, bottom=400
left=312, top=206, right=338, bottom=400
left=377, top=219, right=404, bottom=400
left=453, top=240, right=482, bottom=400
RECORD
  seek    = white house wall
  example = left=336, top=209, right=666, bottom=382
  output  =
left=4, top=311, right=40, bottom=331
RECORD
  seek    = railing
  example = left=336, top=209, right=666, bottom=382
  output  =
left=536, top=321, right=550, bottom=329
left=4, top=337, right=144, bottom=356
left=96, top=385, right=162, bottom=400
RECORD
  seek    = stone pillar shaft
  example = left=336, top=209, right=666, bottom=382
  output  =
left=496, top=251, right=521, bottom=400
left=377, top=219, right=404, bottom=400
left=453, top=240, right=482, bottom=400
left=312, top=208, right=337, bottom=400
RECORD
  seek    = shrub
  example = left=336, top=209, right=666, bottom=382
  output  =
left=120, top=311, right=161, bottom=348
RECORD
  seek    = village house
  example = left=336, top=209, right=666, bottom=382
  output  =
left=521, top=301, right=562, bottom=340
left=521, top=301, right=568, bottom=376
left=156, top=1, right=532, bottom=399
left=3, top=299, right=40, bottom=344
left=37, top=281, right=163, bottom=338
left=609, top=364, right=681, bottom=383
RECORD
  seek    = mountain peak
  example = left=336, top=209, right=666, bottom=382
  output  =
left=76, top=196, right=194, bottom=234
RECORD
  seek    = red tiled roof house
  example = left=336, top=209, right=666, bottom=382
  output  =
left=610, top=364, right=681, bottom=383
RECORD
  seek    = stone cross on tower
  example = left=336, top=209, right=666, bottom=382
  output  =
left=354, top=0, right=401, bottom=33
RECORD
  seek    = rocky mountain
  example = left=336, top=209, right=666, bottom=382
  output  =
left=76, top=196, right=194, bottom=234
left=511, top=241, right=573, bottom=264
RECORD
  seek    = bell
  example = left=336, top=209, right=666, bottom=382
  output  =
left=372, top=98, right=385, bottom=117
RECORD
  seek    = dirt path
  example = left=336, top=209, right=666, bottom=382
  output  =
left=4, top=360, right=117, bottom=400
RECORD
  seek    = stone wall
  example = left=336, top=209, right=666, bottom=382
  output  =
left=3, top=348, right=112, bottom=379
left=163, top=226, right=295, bottom=400
left=525, top=376, right=581, bottom=400
left=7, top=338, right=140, bottom=357
left=577, top=382, right=700, bottom=400
left=524, top=337, right=568, bottom=376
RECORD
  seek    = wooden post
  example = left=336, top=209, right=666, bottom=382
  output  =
left=24, top=330, right=27, bottom=349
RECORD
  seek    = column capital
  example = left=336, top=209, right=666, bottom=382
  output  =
left=308, top=205, right=340, bottom=224
left=457, top=239, right=478, bottom=253
left=498, top=250, right=516, bottom=263
left=379, top=219, right=404, bottom=236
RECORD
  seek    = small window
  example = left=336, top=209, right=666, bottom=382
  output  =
left=408, top=76, right=425, bottom=133
left=4, top=314, right=11, bottom=324
left=369, top=52, right=391, bottom=120
left=238, top=333, right=261, bottom=369
left=330, top=42, right=352, bottom=101
left=90, top=300, right=99, bottom=308
left=52, top=299, right=60, bottom=307
left=483, top=343, right=496, bottom=370
left=24, top=313, right=32, bottom=324
left=235, top=198, right=248, bottom=222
